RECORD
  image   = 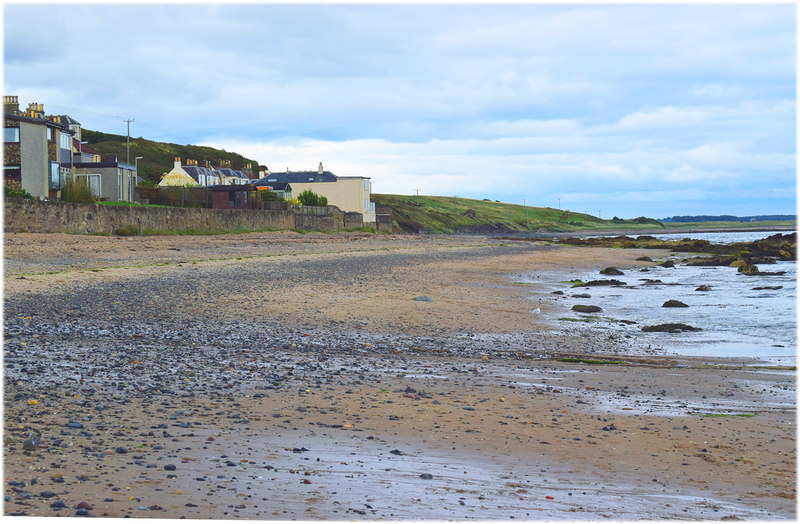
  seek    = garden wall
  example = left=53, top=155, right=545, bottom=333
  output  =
left=5, top=199, right=313, bottom=234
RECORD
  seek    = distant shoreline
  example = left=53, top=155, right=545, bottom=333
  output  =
left=495, top=225, right=796, bottom=239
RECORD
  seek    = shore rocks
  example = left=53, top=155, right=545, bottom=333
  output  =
left=695, top=285, right=712, bottom=292
left=579, top=279, right=626, bottom=287
left=662, top=300, right=688, bottom=308
left=642, top=323, right=701, bottom=333
left=599, top=267, right=624, bottom=275
left=572, top=305, right=602, bottom=313
left=413, top=296, right=434, bottom=302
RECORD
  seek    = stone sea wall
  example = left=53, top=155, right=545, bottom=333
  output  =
left=4, top=199, right=390, bottom=234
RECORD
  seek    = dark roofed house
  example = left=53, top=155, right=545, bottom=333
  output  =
left=262, top=169, right=338, bottom=184
left=254, top=178, right=292, bottom=200
left=3, top=96, right=74, bottom=199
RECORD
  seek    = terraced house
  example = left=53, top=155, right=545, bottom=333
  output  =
left=3, top=96, right=75, bottom=199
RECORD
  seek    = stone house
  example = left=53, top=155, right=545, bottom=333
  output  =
left=3, top=96, right=75, bottom=199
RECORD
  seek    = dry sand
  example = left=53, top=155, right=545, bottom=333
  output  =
left=3, top=231, right=796, bottom=519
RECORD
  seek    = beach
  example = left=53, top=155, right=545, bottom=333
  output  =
left=3, top=231, right=796, bottom=519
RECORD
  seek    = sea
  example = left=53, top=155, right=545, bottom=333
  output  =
left=535, top=230, right=797, bottom=366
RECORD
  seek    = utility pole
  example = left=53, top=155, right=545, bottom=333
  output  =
left=415, top=189, right=420, bottom=197
left=524, top=198, right=528, bottom=228
left=598, top=210, right=602, bottom=219
left=558, top=197, right=561, bottom=210
left=124, top=118, right=134, bottom=164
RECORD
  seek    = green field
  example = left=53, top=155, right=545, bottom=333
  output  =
left=372, top=194, right=795, bottom=234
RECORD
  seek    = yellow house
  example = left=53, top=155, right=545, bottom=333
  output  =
left=257, top=163, right=375, bottom=222
left=158, top=157, right=198, bottom=187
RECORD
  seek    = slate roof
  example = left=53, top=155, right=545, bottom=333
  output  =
left=254, top=179, right=290, bottom=191
left=260, top=170, right=338, bottom=184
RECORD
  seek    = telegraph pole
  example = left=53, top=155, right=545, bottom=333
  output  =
left=124, top=118, right=134, bottom=164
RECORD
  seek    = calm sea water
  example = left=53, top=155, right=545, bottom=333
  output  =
left=539, top=231, right=797, bottom=365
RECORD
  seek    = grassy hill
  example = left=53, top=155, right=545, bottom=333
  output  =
left=372, top=194, right=665, bottom=233
left=82, top=129, right=260, bottom=187
left=372, top=194, right=796, bottom=234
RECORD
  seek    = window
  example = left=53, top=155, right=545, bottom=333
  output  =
left=75, top=173, right=101, bottom=197
left=50, top=162, right=60, bottom=189
left=3, top=165, right=21, bottom=179
left=370, top=202, right=375, bottom=213
left=364, top=198, right=369, bottom=211
left=363, top=179, right=369, bottom=191
left=4, top=127, right=19, bottom=143
left=59, top=132, right=71, bottom=150
left=47, top=128, right=54, bottom=142
left=118, top=173, right=122, bottom=201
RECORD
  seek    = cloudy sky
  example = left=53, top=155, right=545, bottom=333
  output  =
left=4, top=3, right=796, bottom=218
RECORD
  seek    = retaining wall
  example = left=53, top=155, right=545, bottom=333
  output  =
left=4, top=199, right=393, bottom=234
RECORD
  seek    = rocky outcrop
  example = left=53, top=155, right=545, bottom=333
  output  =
left=572, top=305, right=602, bottom=313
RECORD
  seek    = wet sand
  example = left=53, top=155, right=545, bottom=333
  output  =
left=3, top=232, right=796, bottom=519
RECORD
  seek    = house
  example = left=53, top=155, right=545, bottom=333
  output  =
left=254, top=179, right=292, bottom=200
left=73, top=154, right=137, bottom=202
left=158, top=157, right=199, bottom=187
left=257, top=162, right=375, bottom=222
left=183, top=159, right=223, bottom=186
left=72, top=138, right=100, bottom=163
left=3, top=96, right=75, bottom=199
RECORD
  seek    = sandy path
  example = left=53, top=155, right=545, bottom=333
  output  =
left=3, top=231, right=796, bottom=519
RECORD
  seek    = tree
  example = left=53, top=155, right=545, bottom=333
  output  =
left=297, top=189, right=328, bottom=207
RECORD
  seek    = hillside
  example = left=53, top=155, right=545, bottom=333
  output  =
left=82, top=129, right=260, bottom=187
left=371, top=194, right=665, bottom=234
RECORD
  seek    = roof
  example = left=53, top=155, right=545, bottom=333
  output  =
left=4, top=112, right=70, bottom=130
left=254, top=179, right=290, bottom=190
left=158, top=169, right=198, bottom=187
left=54, top=114, right=81, bottom=126
left=73, top=138, right=99, bottom=155
left=259, top=170, right=338, bottom=184
left=74, top=161, right=135, bottom=169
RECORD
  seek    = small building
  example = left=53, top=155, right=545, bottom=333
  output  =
left=73, top=154, right=137, bottom=202
left=253, top=180, right=292, bottom=200
left=209, top=184, right=254, bottom=209
left=3, top=96, right=74, bottom=199
left=257, top=162, right=375, bottom=222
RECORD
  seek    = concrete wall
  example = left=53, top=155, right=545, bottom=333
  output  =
left=19, top=121, right=49, bottom=199
left=4, top=198, right=393, bottom=235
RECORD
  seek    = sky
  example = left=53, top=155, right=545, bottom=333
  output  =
left=4, top=3, right=796, bottom=219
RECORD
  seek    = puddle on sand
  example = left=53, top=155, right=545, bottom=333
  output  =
left=160, top=430, right=789, bottom=520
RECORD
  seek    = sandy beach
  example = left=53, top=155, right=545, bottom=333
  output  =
left=3, top=231, right=796, bottom=519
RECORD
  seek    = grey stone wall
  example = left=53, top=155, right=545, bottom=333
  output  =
left=5, top=199, right=295, bottom=234
left=4, top=199, right=393, bottom=235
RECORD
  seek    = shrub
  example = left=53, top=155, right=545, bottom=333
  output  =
left=4, top=185, right=34, bottom=199
left=113, top=225, right=139, bottom=236
left=297, top=189, right=328, bottom=207
left=258, top=190, right=283, bottom=202
left=62, top=177, right=96, bottom=203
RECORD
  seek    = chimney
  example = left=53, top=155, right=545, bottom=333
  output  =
left=174, top=157, right=182, bottom=169
left=26, top=102, right=44, bottom=119
left=318, top=162, right=323, bottom=175
left=3, top=95, right=19, bottom=114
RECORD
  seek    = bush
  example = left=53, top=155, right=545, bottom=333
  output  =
left=113, top=225, right=139, bottom=236
left=258, top=190, right=283, bottom=202
left=297, top=189, right=328, bottom=207
left=4, top=185, right=34, bottom=199
left=62, top=177, right=96, bottom=203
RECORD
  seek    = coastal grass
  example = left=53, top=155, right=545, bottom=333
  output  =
left=372, top=194, right=667, bottom=234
